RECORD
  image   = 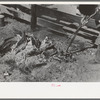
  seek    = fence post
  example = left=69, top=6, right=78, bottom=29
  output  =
left=31, top=4, right=37, bottom=31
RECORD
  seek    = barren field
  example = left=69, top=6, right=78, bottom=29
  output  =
left=0, top=18, right=100, bottom=82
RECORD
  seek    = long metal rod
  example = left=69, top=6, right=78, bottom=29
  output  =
left=66, top=24, right=83, bottom=52
left=66, top=9, right=98, bottom=53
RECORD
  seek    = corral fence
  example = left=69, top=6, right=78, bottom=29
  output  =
left=0, top=4, right=100, bottom=43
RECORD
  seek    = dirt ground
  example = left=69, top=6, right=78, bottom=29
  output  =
left=0, top=18, right=100, bottom=82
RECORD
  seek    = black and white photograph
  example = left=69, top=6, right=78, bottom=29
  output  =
left=0, top=3, right=100, bottom=82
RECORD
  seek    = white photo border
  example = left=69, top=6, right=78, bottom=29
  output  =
left=0, top=1, right=100, bottom=99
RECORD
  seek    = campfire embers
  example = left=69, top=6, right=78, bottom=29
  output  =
left=26, top=36, right=56, bottom=56
left=0, top=31, right=58, bottom=65
left=0, top=30, right=94, bottom=65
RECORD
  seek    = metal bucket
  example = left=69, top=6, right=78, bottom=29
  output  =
left=0, top=14, right=5, bottom=27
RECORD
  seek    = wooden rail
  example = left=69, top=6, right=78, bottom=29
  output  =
left=0, top=4, right=100, bottom=43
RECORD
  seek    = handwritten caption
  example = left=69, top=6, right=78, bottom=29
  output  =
left=51, top=84, right=61, bottom=87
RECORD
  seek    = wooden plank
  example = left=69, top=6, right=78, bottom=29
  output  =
left=36, top=5, right=81, bottom=24
left=37, top=17, right=65, bottom=33
left=63, top=26, right=97, bottom=41
left=31, top=5, right=37, bottom=30
left=0, top=5, right=31, bottom=22
left=1, top=4, right=98, bottom=42
left=0, top=5, right=13, bottom=16
left=20, top=4, right=31, bottom=9
left=16, top=5, right=31, bottom=14
left=40, top=15, right=99, bottom=36
left=2, top=4, right=31, bottom=14
left=36, top=5, right=97, bottom=29
left=2, top=4, right=98, bottom=30
left=37, top=17, right=97, bottom=41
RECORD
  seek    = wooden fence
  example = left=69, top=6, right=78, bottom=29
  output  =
left=0, top=4, right=100, bottom=43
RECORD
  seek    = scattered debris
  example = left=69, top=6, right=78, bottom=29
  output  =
left=3, top=70, right=11, bottom=78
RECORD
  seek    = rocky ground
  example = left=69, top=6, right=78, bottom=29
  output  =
left=0, top=17, right=100, bottom=82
